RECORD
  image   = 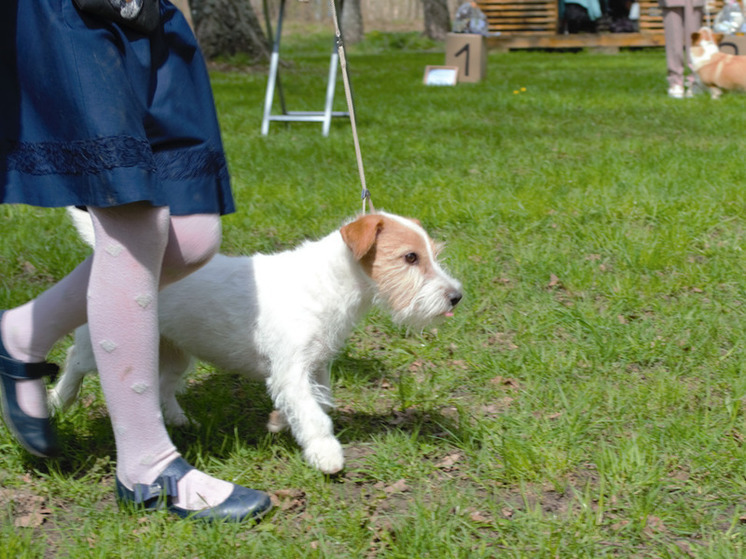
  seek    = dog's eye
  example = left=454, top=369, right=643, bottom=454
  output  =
left=404, top=252, right=418, bottom=265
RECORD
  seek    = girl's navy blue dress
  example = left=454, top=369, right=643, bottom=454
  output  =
left=0, top=0, right=234, bottom=216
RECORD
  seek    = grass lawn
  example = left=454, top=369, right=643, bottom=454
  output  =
left=4, top=31, right=746, bottom=557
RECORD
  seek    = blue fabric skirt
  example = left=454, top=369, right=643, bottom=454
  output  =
left=0, top=0, right=234, bottom=216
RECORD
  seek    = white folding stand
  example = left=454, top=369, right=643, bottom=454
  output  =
left=261, top=0, right=349, bottom=136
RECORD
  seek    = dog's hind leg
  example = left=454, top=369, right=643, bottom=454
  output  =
left=49, top=324, right=98, bottom=412
left=159, top=339, right=194, bottom=427
left=267, top=360, right=344, bottom=474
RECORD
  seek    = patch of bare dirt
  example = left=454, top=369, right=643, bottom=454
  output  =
left=0, top=483, right=52, bottom=528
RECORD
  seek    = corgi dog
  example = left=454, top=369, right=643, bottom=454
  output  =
left=690, top=27, right=746, bottom=99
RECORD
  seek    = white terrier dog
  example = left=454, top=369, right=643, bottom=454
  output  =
left=51, top=210, right=462, bottom=474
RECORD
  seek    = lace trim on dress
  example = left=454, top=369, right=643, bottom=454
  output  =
left=154, top=147, right=228, bottom=180
left=1, top=136, right=227, bottom=180
left=1, top=136, right=156, bottom=176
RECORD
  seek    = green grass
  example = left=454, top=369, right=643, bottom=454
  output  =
left=4, top=31, right=746, bottom=556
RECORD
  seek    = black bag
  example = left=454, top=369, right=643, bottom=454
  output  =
left=73, top=0, right=160, bottom=34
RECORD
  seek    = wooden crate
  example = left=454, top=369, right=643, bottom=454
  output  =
left=638, top=0, right=664, bottom=32
left=637, top=0, right=723, bottom=32
left=477, top=0, right=724, bottom=51
left=486, top=31, right=666, bottom=50
left=476, top=0, right=558, bottom=35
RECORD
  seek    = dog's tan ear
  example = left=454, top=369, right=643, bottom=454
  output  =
left=340, top=214, right=384, bottom=260
left=714, top=33, right=724, bottom=43
left=692, top=31, right=701, bottom=43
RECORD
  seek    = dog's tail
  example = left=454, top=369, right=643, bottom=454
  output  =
left=66, top=207, right=96, bottom=248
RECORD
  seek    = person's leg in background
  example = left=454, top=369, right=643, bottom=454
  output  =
left=683, top=6, right=704, bottom=92
left=663, top=7, right=687, bottom=97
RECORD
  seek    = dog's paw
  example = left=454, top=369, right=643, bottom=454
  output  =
left=266, top=410, right=289, bottom=433
left=47, top=388, right=63, bottom=415
left=166, top=412, right=192, bottom=427
left=303, top=437, right=345, bottom=474
left=163, top=403, right=197, bottom=428
left=47, top=386, right=76, bottom=414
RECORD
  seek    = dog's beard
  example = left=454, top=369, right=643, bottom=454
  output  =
left=377, top=279, right=456, bottom=331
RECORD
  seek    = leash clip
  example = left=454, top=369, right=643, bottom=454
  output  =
left=361, top=188, right=374, bottom=214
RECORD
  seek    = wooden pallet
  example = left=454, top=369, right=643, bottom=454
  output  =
left=476, top=0, right=558, bottom=35
left=638, top=0, right=664, bottom=32
left=475, top=0, right=723, bottom=51
left=486, top=31, right=665, bottom=51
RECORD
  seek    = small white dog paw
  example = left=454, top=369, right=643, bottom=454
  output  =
left=266, top=410, right=289, bottom=433
left=303, top=437, right=345, bottom=474
left=47, top=389, right=63, bottom=415
left=166, top=413, right=191, bottom=427
left=47, top=387, right=75, bottom=414
left=163, top=404, right=196, bottom=428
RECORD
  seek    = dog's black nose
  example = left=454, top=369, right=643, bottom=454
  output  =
left=449, top=292, right=462, bottom=307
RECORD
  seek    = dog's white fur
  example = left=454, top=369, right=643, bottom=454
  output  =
left=51, top=209, right=462, bottom=474
left=690, top=27, right=746, bottom=99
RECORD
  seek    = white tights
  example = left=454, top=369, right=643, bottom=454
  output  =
left=2, top=203, right=232, bottom=510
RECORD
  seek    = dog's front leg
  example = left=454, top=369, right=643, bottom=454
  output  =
left=49, top=325, right=98, bottom=412
left=159, top=340, right=195, bottom=427
left=267, top=363, right=333, bottom=433
left=268, top=362, right=344, bottom=474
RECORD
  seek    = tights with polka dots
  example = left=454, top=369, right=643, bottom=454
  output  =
left=1, top=203, right=233, bottom=511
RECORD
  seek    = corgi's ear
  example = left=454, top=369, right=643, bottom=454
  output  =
left=714, top=33, right=725, bottom=43
left=692, top=31, right=701, bottom=43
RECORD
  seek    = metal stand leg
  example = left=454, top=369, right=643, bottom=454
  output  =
left=321, top=51, right=340, bottom=136
left=261, top=0, right=348, bottom=136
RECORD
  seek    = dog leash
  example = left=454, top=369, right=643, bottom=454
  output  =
left=329, top=0, right=375, bottom=214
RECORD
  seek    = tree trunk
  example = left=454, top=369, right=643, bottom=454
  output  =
left=190, top=0, right=270, bottom=61
left=422, top=0, right=451, bottom=40
left=340, top=0, right=364, bottom=44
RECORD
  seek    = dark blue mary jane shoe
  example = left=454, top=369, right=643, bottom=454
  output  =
left=0, top=311, right=60, bottom=458
left=116, top=457, right=273, bottom=523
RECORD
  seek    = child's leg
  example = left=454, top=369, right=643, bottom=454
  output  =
left=1, top=212, right=220, bottom=420
left=86, top=203, right=232, bottom=510
left=161, top=213, right=222, bottom=286
left=3, top=204, right=249, bottom=512
left=1, top=259, right=91, bottom=419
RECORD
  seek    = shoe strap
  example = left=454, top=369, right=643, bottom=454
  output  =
left=131, top=475, right=179, bottom=505
left=0, top=355, right=59, bottom=382
left=130, top=457, right=194, bottom=505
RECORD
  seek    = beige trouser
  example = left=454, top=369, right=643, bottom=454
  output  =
left=663, top=5, right=704, bottom=88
